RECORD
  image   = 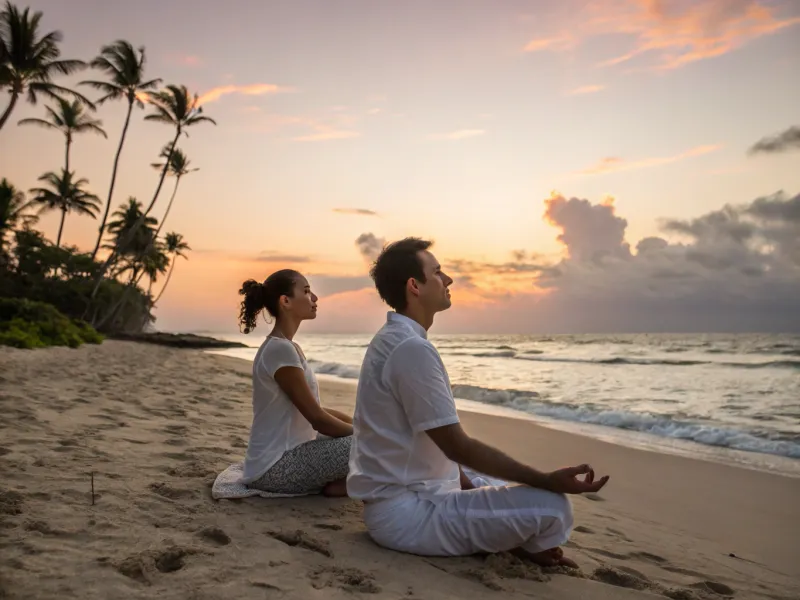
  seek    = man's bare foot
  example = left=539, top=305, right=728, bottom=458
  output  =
left=515, top=547, right=579, bottom=568
left=322, top=478, right=348, bottom=497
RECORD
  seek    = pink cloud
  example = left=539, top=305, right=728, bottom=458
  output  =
left=197, top=83, right=294, bottom=106
left=165, top=54, right=203, bottom=67
left=523, top=1, right=800, bottom=70
left=595, top=0, right=800, bottom=70
left=256, top=114, right=360, bottom=142
left=523, top=34, right=574, bottom=52
left=577, top=144, right=722, bottom=175
left=566, top=84, right=606, bottom=96
left=292, top=124, right=360, bottom=142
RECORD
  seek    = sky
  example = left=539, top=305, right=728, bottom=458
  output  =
left=4, top=0, right=800, bottom=334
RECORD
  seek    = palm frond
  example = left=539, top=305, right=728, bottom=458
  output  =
left=79, top=79, right=124, bottom=101
left=27, top=82, right=96, bottom=108
left=17, top=117, right=58, bottom=130
left=42, top=58, right=86, bottom=77
left=186, top=115, right=217, bottom=126
left=77, top=122, right=107, bottom=137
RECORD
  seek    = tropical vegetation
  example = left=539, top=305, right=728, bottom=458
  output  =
left=0, top=1, right=214, bottom=347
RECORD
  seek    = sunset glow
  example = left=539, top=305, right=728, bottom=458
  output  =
left=4, top=0, right=799, bottom=333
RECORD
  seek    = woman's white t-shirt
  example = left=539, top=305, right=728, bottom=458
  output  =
left=240, top=336, right=319, bottom=483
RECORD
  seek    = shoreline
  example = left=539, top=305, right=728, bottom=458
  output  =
left=209, top=348, right=800, bottom=480
left=2, top=340, right=798, bottom=599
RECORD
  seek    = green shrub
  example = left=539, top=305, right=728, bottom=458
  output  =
left=0, top=298, right=104, bottom=349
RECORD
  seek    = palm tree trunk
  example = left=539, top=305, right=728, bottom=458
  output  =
left=95, top=268, right=148, bottom=330
left=144, top=130, right=180, bottom=216
left=95, top=283, right=135, bottom=330
left=55, top=208, right=67, bottom=249
left=92, top=99, right=134, bottom=260
left=152, top=257, right=176, bottom=305
left=154, top=177, right=181, bottom=237
left=0, top=91, right=19, bottom=131
left=65, top=133, right=72, bottom=175
left=87, top=128, right=181, bottom=308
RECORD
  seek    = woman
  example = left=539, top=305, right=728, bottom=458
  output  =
left=237, top=269, right=353, bottom=497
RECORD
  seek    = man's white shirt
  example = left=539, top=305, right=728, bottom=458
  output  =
left=347, top=312, right=461, bottom=502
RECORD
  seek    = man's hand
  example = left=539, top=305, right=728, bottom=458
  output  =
left=544, top=464, right=609, bottom=495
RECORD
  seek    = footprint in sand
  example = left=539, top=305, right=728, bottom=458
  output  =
left=198, top=526, right=231, bottom=546
left=663, top=565, right=712, bottom=579
left=0, top=489, right=24, bottom=515
left=250, top=581, right=283, bottom=591
left=149, top=482, right=197, bottom=500
left=154, top=546, right=191, bottom=573
left=160, top=451, right=194, bottom=462
left=163, top=424, right=188, bottom=435
left=573, top=525, right=594, bottom=534
left=310, top=566, right=381, bottom=594
left=630, top=551, right=668, bottom=564
left=592, top=566, right=651, bottom=591
left=313, top=523, right=343, bottom=531
left=114, top=545, right=195, bottom=584
left=164, top=438, right=188, bottom=447
left=121, top=438, right=149, bottom=445
left=165, top=461, right=214, bottom=478
left=24, top=520, right=72, bottom=536
left=689, top=581, right=735, bottom=597
left=268, top=530, right=332, bottom=557
left=0, top=447, right=12, bottom=457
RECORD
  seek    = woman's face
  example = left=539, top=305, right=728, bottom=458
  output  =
left=285, top=275, right=318, bottom=320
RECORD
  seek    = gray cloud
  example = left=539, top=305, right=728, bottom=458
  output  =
left=543, top=195, right=631, bottom=262
left=355, top=232, right=385, bottom=262
left=526, top=191, right=800, bottom=332
left=306, top=274, right=372, bottom=297
left=448, top=257, right=554, bottom=276
left=748, top=126, right=800, bottom=155
left=255, top=251, right=312, bottom=263
left=333, top=207, right=379, bottom=216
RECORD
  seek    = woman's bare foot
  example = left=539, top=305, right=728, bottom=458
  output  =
left=515, top=546, right=579, bottom=568
left=322, top=478, right=348, bottom=497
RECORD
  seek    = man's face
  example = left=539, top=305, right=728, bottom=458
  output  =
left=416, top=250, right=453, bottom=313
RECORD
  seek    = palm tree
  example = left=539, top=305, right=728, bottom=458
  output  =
left=141, top=240, right=169, bottom=295
left=152, top=232, right=189, bottom=305
left=28, top=170, right=100, bottom=248
left=150, top=144, right=197, bottom=235
left=89, top=84, right=214, bottom=300
left=0, top=177, right=36, bottom=251
left=0, top=1, right=90, bottom=131
left=104, top=197, right=157, bottom=281
left=80, top=40, right=162, bottom=259
left=18, top=97, right=106, bottom=175
left=143, top=85, right=215, bottom=217
left=95, top=205, right=165, bottom=331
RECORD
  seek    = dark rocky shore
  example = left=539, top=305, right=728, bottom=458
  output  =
left=110, top=332, right=247, bottom=349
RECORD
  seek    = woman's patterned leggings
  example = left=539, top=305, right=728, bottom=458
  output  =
left=248, top=435, right=352, bottom=495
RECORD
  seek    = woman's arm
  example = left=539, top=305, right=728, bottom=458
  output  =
left=274, top=367, right=353, bottom=437
left=324, top=408, right=353, bottom=424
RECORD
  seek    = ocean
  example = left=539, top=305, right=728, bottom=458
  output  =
left=206, top=331, right=800, bottom=478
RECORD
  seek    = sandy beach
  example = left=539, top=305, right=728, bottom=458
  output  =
left=1, top=341, right=798, bottom=600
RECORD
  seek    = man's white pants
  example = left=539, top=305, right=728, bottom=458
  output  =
left=363, top=473, right=573, bottom=557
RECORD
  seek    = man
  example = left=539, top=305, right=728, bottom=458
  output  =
left=347, top=237, right=609, bottom=566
